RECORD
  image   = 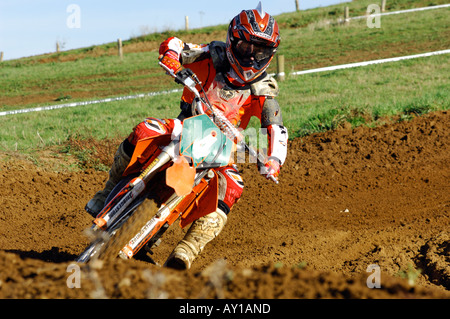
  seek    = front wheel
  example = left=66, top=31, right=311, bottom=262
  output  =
left=96, top=199, right=158, bottom=261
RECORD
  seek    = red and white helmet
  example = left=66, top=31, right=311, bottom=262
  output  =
left=226, top=2, right=281, bottom=83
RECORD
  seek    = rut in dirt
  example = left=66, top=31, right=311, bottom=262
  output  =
left=0, top=110, right=448, bottom=298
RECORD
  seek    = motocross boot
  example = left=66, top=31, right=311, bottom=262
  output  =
left=84, top=141, right=131, bottom=217
left=164, top=209, right=227, bottom=270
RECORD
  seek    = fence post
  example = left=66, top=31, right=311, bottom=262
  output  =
left=344, top=6, right=350, bottom=23
left=185, top=16, right=189, bottom=31
left=381, top=0, right=386, bottom=12
left=56, top=42, right=60, bottom=53
left=0, top=52, right=3, bottom=62
left=276, top=55, right=285, bottom=81
left=295, top=0, right=299, bottom=11
left=117, top=38, right=123, bottom=60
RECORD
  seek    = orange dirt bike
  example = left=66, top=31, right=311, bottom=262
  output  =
left=76, top=66, right=277, bottom=264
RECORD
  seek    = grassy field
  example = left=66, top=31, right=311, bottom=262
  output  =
left=279, top=54, right=449, bottom=137
left=0, top=0, right=449, bottom=153
left=1, top=52, right=447, bottom=152
left=1, top=0, right=448, bottom=109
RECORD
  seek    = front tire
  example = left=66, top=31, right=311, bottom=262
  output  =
left=96, top=199, right=158, bottom=261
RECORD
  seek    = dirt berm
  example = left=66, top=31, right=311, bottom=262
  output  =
left=0, top=111, right=448, bottom=299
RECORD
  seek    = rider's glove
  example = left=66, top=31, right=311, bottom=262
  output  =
left=259, top=157, right=281, bottom=180
left=159, top=50, right=181, bottom=74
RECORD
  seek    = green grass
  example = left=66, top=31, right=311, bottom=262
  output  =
left=277, top=5, right=450, bottom=71
left=1, top=52, right=448, bottom=151
left=275, top=0, right=450, bottom=26
left=0, top=0, right=449, bottom=152
left=0, top=92, right=181, bottom=151
left=1, top=2, right=448, bottom=110
left=277, top=54, right=449, bottom=137
left=0, top=51, right=173, bottom=110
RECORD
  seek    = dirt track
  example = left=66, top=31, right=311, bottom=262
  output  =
left=0, top=111, right=448, bottom=299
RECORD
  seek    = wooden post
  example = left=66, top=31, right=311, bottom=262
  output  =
left=381, top=0, right=386, bottom=12
left=56, top=42, right=60, bottom=53
left=295, top=0, right=299, bottom=11
left=0, top=52, right=3, bottom=62
left=185, top=16, right=189, bottom=31
left=276, top=55, right=285, bottom=81
left=344, top=6, right=350, bottom=24
left=117, top=38, right=123, bottom=60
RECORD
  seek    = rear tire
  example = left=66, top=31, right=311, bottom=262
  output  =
left=97, top=199, right=158, bottom=261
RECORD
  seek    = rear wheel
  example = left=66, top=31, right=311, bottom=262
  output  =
left=96, top=199, right=158, bottom=261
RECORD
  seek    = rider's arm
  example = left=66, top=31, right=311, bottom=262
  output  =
left=261, top=98, right=288, bottom=166
left=159, top=37, right=209, bottom=67
left=251, top=75, right=288, bottom=178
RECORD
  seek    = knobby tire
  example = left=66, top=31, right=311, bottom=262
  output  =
left=96, top=199, right=158, bottom=261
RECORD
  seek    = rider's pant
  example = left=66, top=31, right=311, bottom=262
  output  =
left=126, top=117, right=244, bottom=214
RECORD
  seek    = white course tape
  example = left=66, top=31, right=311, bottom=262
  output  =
left=0, top=88, right=182, bottom=117
left=289, top=49, right=450, bottom=76
left=350, top=3, right=450, bottom=20
left=4, top=49, right=449, bottom=117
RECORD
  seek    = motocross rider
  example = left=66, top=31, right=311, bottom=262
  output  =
left=85, top=3, right=288, bottom=270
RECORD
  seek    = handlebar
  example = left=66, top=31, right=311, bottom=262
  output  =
left=158, top=63, right=279, bottom=184
left=159, top=63, right=200, bottom=98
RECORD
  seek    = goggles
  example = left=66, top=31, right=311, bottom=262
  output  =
left=233, top=40, right=275, bottom=63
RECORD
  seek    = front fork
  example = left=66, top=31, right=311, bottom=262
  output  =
left=119, top=168, right=215, bottom=259
left=93, top=140, right=179, bottom=231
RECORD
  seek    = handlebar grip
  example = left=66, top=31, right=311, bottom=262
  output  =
left=158, top=61, right=177, bottom=77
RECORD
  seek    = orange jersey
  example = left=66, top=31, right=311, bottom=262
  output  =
left=160, top=37, right=288, bottom=165
left=181, top=58, right=266, bottom=130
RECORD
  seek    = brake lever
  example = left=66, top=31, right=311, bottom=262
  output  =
left=259, top=165, right=279, bottom=184
left=158, top=61, right=177, bottom=78
left=270, top=175, right=279, bottom=184
left=254, top=149, right=279, bottom=184
left=158, top=62, right=200, bottom=98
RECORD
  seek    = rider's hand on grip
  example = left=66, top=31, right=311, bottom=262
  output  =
left=259, top=158, right=281, bottom=182
left=159, top=50, right=181, bottom=75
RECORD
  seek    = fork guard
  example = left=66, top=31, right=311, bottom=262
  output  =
left=123, top=134, right=173, bottom=176
left=177, top=170, right=219, bottom=228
